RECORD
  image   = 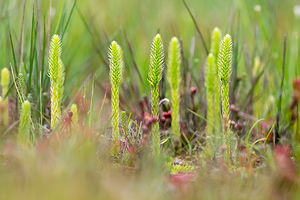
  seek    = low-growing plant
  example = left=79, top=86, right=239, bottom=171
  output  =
left=18, top=100, right=31, bottom=144
left=169, top=159, right=195, bottom=174
left=1, top=67, right=10, bottom=126
left=218, top=34, right=233, bottom=162
left=167, top=37, right=181, bottom=142
left=49, top=35, right=65, bottom=129
left=109, top=41, right=124, bottom=151
left=148, top=34, right=164, bottom=158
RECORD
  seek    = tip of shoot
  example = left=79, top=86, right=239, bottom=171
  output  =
left=110, top=41, right=121, bottom=52
left=1, top=67, right=10, bottom=87
left=224, top=34, right=232, bottom=41
left=22, top=100, right=31, bottom=112
left=213, top=27, right=221, bottom=33
left=170, top=36, right=179, bottom=44
left=154, top=33, right=162, bottom=41
left=51, top=34, right=60, bottom=40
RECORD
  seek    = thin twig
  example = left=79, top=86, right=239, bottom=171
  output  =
left=182, top=0, right=208, bottom=55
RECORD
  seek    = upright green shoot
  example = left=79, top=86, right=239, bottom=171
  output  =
left=210, top=28, right=222, bottom=130
left=18, top=101, right=31, bottom=144
left=1, top=68, right=10, bottom=126
left=218, top=34, right=233, bottom=162
left=109, top=41, right=124, bottom=151
left=167, top=37, right=181, bottom=141
left=148, top=34, right=164, bottom=158
left=49, top=35, right=65, bottom=129
left=205, top=53, right=215, bottom=158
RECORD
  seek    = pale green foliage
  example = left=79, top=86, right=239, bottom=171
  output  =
left=205, top=53, right=215, bottom=158
left=167, top=37, right=181, bottom=140
left=210, top=28, right=222, bottom=130
left=70, top=104, right=78, bottom=129
left=109, top=41, right=124, bottom=149
left=148, top=34, right=164, bottom=158
left=49, top=34, right=65, bottom=129
left=18, top=100, right=31, bottom=144
left=1, top=67, right=10, bottom=125
left=218, top=34, right=233, bottom=162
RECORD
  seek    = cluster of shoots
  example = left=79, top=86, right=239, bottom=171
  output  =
left=49, top=35, right=65, bottom=129
left=0, top=26, right=235, bottom=166
left=106, top=32, right=234, bottom=162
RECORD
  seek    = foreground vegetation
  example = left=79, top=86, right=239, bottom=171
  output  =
left=0, top=0, right=300, bottom=199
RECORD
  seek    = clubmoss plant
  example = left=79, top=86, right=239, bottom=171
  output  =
left=18, top=100, right=31, bottom=144
left=210, top=28, right=222, bottom=130
left=167, top=37, right=181, bottom=141
left=218, top=34, right=233, bottom=162
left=70, top=104, right=78, bottom=129
left=148, top=34, right=164, bottom=158
left=109, top=41, right=124, bottom=150
left=205, top=53, right=215, bottom=158
left=49, top=34, right=65, bottom=129
left=1, top=67, right=10, bottom=126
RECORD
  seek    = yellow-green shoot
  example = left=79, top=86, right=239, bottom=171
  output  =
left=210, top=27, right=222, bottom=131
left=205, top=53, right=215, bottom=158
left=1, top=67, right=10, bottom=126
left=167, top=37, right=181, bottom=142
left=49, top=35, right=65, bottom=129
left=218, top=34, right=233, bottom=162
left=18, top=100, right=31, bottom=144
left=109, top=41, right=124, bottom=151
left=148, top=34, right=164, bottom=158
